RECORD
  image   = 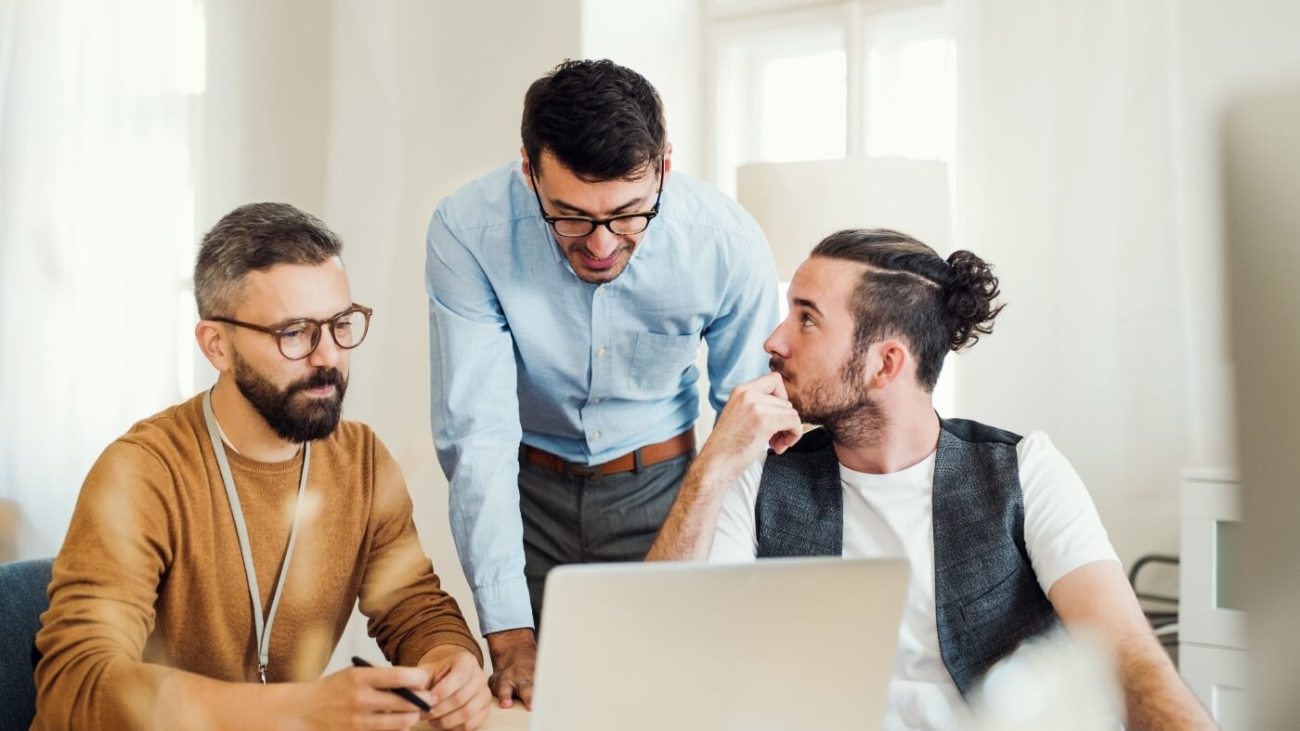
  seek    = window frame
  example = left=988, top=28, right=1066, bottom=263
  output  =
left=707, top=0, right=950, bottom=192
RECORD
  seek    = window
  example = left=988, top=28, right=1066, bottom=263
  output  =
left=714, top=18, right=847, bottom=185
left=711, top=0, right=953, bottom=194
left=861, top=2, right=953, bottom=162
left=709, top=0, right=957, bottom=416
left=0, top=0, right=206, bottom=558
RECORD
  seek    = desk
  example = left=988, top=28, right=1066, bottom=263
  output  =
left=416, top=705, right=530, bottom=730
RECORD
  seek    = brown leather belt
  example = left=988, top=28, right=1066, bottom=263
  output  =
left=521, top=430, right=695, bottom=478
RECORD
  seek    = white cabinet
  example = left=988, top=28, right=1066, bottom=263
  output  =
left=1179, top=469, right=1248, bottom=729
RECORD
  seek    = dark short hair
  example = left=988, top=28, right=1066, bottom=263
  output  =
left=521, top=59, right=666, bottom=182
left=194, top=202, right=343, bottom=318
left=811, top=228, right=1005, bottom=391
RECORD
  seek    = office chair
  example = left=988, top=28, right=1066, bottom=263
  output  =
left=0, top=558, right=53, bottom=731
left=1129, top=553, right=1180, bottom=664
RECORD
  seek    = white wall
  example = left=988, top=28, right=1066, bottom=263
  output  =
left=951, top=0, right=1190, bottom=572
left=582, top=0, right=706, bottom=177
left=199, top=1, right=333, bottom=233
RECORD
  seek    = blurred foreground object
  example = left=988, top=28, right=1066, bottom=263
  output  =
left=1224, top=85, right=1300, bottom=731
left=969, top=629, right=1122, bottom=731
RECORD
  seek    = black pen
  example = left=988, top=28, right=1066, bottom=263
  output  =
left=350, top=656, right=433, bottom=713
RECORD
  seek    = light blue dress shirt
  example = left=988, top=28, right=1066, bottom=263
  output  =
left=426, top=161, right=779, bottom=632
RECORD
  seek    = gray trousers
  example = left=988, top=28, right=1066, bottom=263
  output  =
left=518, top=452, right=691, bottom=629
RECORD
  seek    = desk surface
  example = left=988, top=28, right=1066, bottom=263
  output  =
left=416, top=705, right=530, bottom=730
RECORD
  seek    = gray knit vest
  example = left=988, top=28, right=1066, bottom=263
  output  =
left=755, top=418, right=1060, bottom=697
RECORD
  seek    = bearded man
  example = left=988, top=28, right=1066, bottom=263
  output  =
left=648, top=229, right=1216, bottom=731
left=33, top=203, right=490, bottom=731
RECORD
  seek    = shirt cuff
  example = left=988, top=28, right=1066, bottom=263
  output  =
left=473, top=580, right=536, bottom=635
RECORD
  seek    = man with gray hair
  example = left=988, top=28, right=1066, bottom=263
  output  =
left=34, top=203, right=491, bottom=730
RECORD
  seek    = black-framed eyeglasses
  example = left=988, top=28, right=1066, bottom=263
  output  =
left=530, top=158, right=665, bottom=238
left=208, top=303, right=373, bottom=360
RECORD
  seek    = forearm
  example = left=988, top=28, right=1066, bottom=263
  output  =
left=34, top=651, right=161, bottom=730
left=650, top=373, right=799, bottom=562
left=485, top=628, right=535, bottom=661
left=151, top=670, right=300, bottom=731
left=646, top=462, right=732, bottom=561
left=1049, top=563, right=1217, bottom=731
left=36, top=656, right=291, bottom=731
left=1118, top=641, right=1217, bottom=731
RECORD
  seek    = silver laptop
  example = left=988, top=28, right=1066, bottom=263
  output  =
left=530, top=558, right=909, bottom=731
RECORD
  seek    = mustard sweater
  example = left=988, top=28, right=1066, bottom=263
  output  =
left=33, top=393, right=481, bottom=729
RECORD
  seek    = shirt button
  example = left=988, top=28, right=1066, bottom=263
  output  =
left=596, top=347, right=607, bottom=358
left=596, top=287, right=605, bottom=297
left=592, top=397, right=602, bottom=404
left=592, top=431, right=601, bottom=440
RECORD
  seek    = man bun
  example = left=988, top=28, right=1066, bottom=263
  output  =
left=943, top=250, right=1005, bottom=351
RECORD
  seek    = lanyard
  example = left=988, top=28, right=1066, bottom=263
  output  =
left=202, top=390, right=310, bottom=684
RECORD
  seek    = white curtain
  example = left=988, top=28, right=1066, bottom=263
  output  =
left=0, top=0, right=204, bottom=559
left=949, top=0, right=1191, bottom=570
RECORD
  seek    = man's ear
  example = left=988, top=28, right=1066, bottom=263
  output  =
left=869, top=339, right=909, bottom=390
left=520, top=145, right=534, bottom=188
left=661, top=142, right=674, bottom=181
left=195, top=321, right=233, bottom=373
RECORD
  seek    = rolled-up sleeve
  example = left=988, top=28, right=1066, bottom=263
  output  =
left=703, top=224, right=781, bottom=414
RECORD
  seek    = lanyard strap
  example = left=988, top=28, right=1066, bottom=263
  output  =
left=202, top=390, right=310, bottom=684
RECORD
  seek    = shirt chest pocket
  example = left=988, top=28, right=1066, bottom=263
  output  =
left=629, top=331, right=701, bottom=392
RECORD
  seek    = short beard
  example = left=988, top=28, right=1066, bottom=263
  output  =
left=231, top=351, right=347, bottom=443
left=816, top=391, right=887, bottom=449
left=771, top=350, right=888, bottom=449
left=562, top=241, right=634, bottom=284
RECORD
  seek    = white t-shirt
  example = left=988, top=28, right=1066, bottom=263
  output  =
left=708, top=431, right=1120, bottom=731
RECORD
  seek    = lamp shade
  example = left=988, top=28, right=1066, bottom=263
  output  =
left=737, top=157, right=950, bottom=281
